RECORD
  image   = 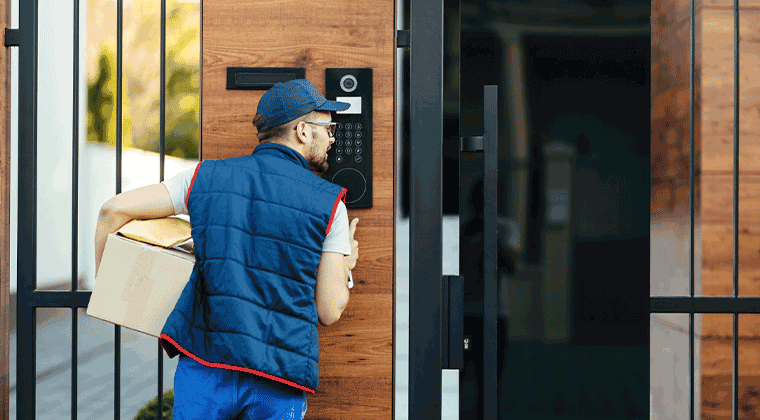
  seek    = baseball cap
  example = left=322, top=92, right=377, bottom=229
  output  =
left=254, top=79, right=350, bottom=131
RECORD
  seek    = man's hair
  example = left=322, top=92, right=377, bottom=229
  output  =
left=253, top=111, right=319, bottom=143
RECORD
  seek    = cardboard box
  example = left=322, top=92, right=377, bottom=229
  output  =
left=86, top=218, right=195, bottom=338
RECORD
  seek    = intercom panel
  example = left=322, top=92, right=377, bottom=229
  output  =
left=325, top=68, right=373, bottom=208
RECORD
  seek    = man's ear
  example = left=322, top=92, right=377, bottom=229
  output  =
left=294, top=121, right=310, bottom=144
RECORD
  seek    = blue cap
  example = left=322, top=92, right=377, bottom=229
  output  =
left=255, top=79, right=350, bottom=131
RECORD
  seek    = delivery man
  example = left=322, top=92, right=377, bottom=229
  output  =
left=94, top=79, right=359, bottom=420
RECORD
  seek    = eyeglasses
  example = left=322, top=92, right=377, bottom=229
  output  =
left=294, top=121, right=337, bottom=138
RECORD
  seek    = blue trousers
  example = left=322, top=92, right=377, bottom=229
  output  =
left=173, top=355, right=308, bottom=420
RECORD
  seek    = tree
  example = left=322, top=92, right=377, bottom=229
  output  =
left=87, top=0, right=199, bottom=159
left=87, top=40, right=133, bottom=149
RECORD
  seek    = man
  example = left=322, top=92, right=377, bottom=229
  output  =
left=94, top=79, right=359, bottom=420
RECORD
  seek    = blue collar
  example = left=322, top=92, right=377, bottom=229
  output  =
left=252, top=142, right=309, bottom=170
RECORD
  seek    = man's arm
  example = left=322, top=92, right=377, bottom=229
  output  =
left=95, top=184, right=175, bottom=275
left=315, top=218, right=359, bottom=326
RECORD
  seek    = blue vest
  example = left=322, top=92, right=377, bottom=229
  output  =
left=160, top=142, right=346, bottom=394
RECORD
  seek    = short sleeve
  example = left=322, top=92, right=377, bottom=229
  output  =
left=161, top=167, right=195, bottom=215
left=322, top=200, right=351, bottom=255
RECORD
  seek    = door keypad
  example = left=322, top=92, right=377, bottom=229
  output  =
left=333, top=127, right=363, bottom=157
left=325, top=68, right=372, bottom=208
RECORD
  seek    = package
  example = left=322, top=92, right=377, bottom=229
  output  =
left=86, top=217, right=195, bottom=338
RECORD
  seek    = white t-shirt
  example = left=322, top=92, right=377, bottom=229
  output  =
left=161, top=166, right=352, bottom=256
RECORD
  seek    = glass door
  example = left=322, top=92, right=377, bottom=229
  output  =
left=449, top=1, right=651, bottom=418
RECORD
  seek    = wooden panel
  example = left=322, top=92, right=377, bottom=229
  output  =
left=201, top=1, right=395, bottom=418
left=702, top=173, right=760, bottom=225
left=0, top=0, right=10, bottom=418
left=699, top=174, right=760, bottom=296
left=651, top=0, right=702, bottom=220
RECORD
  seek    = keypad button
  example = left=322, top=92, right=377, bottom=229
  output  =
left=336, top=139, right=343, bottom=146
left=336, top=148, right=342, bottom=154
left=345, top=123, right=353, bottom=130
left=355, top=139, right=362, bottom=147
left=345, top=147, right=352, bottom=155
left=354, top=155, right=363, bottom=163
left=345, top=131, right=353, bottom=138
left=356, top=147, right=362, bottom=155
left=345, top=139, right=352, bottom=147
left=355, top=123, right=363, bottom=130
left=336, top=131, right=343, bottom=139
left=336, top=123, right=343, bottom=130
left=355, top=131, right=362, bottom=139
left=336, top=155, right=344, bottom=163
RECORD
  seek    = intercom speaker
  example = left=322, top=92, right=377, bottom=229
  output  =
left=340, top=75, right=358, bottom=93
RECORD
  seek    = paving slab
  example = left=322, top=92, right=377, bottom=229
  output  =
left=10, top=308, right=178, bottom=420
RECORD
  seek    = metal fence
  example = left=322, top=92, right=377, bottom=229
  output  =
left=648, top=0, right=756, bottom=419
left=14, top=0, right=173, bottom=418
left=10, top=0, right=752, bottom=418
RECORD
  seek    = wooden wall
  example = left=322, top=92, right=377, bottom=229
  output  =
left=201, top=1, right=395, bottom=418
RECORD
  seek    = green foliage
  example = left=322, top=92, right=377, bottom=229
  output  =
left=132, top=389, right=174, bottom=420
left=86, top=41, right=133, bottom=148
left=87, top=0, right=199, bottom=159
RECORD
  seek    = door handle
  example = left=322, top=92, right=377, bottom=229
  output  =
left=460, top=85, right=499, bottom=419
left=482, top=84, right=499, bottom=420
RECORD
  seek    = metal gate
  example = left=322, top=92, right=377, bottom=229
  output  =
left=8, top=0, right=753, bottom=419
left=405, top=0, right=750, bottom=419
left=10, top=0, right=176, bottom=418
left=648, top=0, right=752, bottom=418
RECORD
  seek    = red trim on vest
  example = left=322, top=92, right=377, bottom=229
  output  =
left=185, top=162, right=202, bottom=208
left=159, top=334, right=316, bottom=394
left=326, top=188, right=347, bottom=236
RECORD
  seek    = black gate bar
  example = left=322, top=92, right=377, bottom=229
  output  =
left=732, top=0, right=740, bottom=414
left=71, top=0, right=80, bottom=417
left=115, top=1, right=123, bottom=417
left=689, top=0, right=695, bottom=414
left=16, top=0, right=39, bottom=417
left=157, top=1, right=167, bottom=417
left=409, top=0, right=443, bottom=417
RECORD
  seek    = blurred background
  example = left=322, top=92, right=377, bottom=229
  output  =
left=8, top=0, right=200, bottom=418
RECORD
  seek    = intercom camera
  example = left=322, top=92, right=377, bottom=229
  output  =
left=325, top=68, right=373, bottom=208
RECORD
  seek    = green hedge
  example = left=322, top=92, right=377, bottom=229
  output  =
left=132, top=389, right=174, bottom=420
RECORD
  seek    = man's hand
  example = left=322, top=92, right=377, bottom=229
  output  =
left=344, top=218, right=359, bottom=277
left=95, top=184, right=175, bottom=275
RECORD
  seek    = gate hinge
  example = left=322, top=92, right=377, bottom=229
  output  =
left=397, top=30, right=410, bottom=48
left=4, top=29, right=20, bottom=47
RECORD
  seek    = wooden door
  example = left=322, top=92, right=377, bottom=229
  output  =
left=201, top=1, right=395, bottom=418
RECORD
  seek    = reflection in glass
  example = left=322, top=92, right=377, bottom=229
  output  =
left=651, top=314, right=700, bottom=420
left=699, top=313, right=732, bottom=420
left=697, top=1, right=760, bottom=298
left=700, top=3, right=736, bottom=297
left=652, top=0, right=702, bottom=297
left=458, top=1, right=649, bottom=418
left=739, top=314, right=760, bottom=419
left=735, top=3, right=760, bottom=296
